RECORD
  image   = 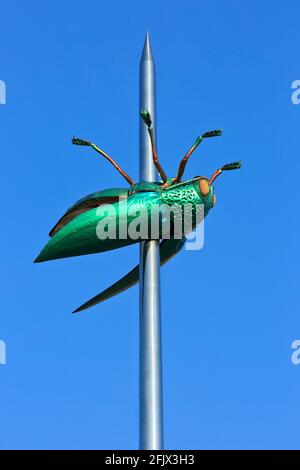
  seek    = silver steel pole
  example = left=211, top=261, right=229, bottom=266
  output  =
left=139, top=32, right=164, bottom=450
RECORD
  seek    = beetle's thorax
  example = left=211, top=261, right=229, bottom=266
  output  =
left=128, top=181, right=162, bottom=196
left=161, top=179, right=214, bottom=213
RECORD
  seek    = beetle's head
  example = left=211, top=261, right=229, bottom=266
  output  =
left=195, top=161, right=242, bottom=210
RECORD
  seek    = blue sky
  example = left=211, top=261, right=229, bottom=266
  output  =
left=0, top=0, right=300, bottom=450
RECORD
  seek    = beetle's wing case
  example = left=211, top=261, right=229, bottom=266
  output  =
left=35, top=191, right=163, bottom=263
left=49, top=187, right=128, bottom=237
left=73, top=236, right=186, bottom=313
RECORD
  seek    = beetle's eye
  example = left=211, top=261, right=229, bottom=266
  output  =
left=199, top=179, right=210, bottom=197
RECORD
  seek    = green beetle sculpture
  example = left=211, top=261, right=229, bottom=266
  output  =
left=35, top=111, right=241, bottom=312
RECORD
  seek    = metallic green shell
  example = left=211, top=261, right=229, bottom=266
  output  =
left=73, top=237, right=186, bottom=313
left=35, top=179, right=214, bottom=263
left=49, top=187, right=128, bottom=237
left=36, top=192, right=161, bottom=262
left=162, top=180, right=214, bottom=214
left=68, top=187, right=128, bottom=209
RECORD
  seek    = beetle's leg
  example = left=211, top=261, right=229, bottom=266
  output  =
left=140, top=111, right=168, bottom=183
left=209, top=161, right=242, bottom=184
left=72, top=137, right=135, bottom=186
left=174, top=129, right=222, bottom=183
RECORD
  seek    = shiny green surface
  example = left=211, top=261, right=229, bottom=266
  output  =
left=35, top=179, right=214, bottom=263
left=73, top=237, right=186, bottom=313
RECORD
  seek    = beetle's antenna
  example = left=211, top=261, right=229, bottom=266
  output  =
left=140, top=110, right=168, bottom=183
left=209, top=161, right=242, bottom=184
left=174, top=129, right=222, bottom=184
left=72, top=137, right=135, bottom=186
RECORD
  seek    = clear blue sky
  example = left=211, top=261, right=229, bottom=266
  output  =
left=0, top=0, right=299, bottom=450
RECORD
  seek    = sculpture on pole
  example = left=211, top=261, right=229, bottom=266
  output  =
left=34, top=108, right=241, bottom=312
left=34, top=34, right=241, bottom=451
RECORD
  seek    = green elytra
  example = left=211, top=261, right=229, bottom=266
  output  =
left=35, top=111, right=241, bottom=312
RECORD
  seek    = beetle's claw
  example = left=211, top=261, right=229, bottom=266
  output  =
left=140, top=110, right=152, bottom=128
left=72, top=137, right=91, bottom=146
left=202, top=129, right=222, bottom=138
left=221, top=161, right=242, bottom=171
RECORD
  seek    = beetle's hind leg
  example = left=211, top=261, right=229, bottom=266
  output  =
left=72, top=137, right=134, bottom=186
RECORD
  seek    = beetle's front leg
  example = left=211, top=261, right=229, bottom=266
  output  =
left=174, top=129, right=222, bottom=183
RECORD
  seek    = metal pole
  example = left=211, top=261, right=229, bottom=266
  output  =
left=139, top=32, right=164, bottom=450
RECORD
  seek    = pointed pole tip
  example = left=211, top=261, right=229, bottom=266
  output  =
left=141, top=31, right=154, bottom=62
